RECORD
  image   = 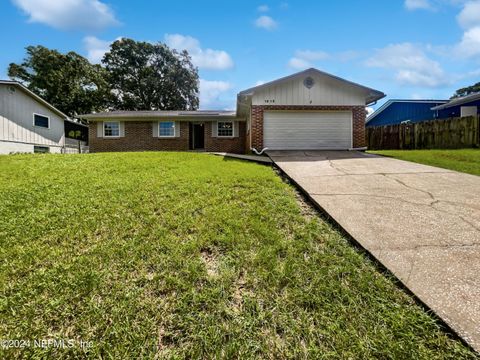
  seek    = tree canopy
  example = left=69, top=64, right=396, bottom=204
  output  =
left=451, top=82, right=480, bottom=99
left=8, top=46, right=110, bottom=117
left=6, top=40, right=200, bottom=116
left=103, top=38, right=199, bottom=110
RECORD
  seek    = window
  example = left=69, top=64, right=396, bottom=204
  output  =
left=159, top=121, right=175, bottom=137
left=34, top=146, right=50, bottom=153
left=104, top=121, right=120, bottom=137
left=33, top=114, right=49, bottom=128
left=218, top=121, right=233, bottom=137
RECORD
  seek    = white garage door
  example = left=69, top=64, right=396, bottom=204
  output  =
left=263, top=111, right=352, bottom=150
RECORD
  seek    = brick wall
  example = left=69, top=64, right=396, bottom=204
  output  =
left=89, top=120, right=246, bottom=153
left=89, top=121, right=189, bottom=152
left=251, top=105, right=367, bottom=149
left=205, top=121, right=246, bottom=154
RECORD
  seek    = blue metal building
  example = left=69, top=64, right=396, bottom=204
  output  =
left=431, top=92, right=480, bottom=118
left=366, top=100, right=448, bottom=127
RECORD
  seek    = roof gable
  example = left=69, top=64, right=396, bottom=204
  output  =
left=0, top=80, right=68, bottom=119
left=238, top=68, right=385, bottom=104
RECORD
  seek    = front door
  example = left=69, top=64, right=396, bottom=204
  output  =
left=191, top=123, right=204, bottom=150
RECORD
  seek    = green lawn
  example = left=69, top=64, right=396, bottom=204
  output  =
left=369, top=149, right=480, bottom=176
left=0, top=152, right=475, bottom=359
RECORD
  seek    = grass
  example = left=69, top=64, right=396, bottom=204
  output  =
left=0, top=152, right=476, bottom=359
left=368, top=149, right=480, bottom=176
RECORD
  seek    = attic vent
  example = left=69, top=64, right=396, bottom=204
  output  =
left=303, top=77, right=315, bottom=89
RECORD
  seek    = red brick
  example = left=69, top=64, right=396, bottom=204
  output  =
left=89, top=121, right=246, bottom=154
left=205, top=122, right=246, bottom=154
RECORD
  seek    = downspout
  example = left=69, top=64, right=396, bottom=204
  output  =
left=251, top=147, right=269, bottom=155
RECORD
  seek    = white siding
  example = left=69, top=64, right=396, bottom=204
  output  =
left=263, top=111, right=352, bottom=150
left=0, top=141, right=63, bottom=154
left=461, top=106, right=477, bottom=117
left=0, top=84, right=65, bottom=150
left=252, top=72, right=367, bottom=106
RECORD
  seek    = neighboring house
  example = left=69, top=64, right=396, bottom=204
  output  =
left=366, top=100, right=449, bottom=127
left=0, top=80, right=68, bottom=154
left=431, top=92, right=480, bottom=118
left=80, top=68, right=385, bottom=153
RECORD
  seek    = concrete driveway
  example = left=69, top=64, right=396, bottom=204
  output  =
left=268, top=150, right=480, bottom=352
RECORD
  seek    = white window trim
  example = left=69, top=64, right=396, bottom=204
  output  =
left=33, top=113, right=50, bottom=129
left=103, top=121, right=120, bottom=138
left=217, top=121, right=234, bottom=138
left=158, top=121, right=176, bottom=138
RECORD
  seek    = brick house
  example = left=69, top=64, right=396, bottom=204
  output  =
left=81, top=68, right=385, bottom=154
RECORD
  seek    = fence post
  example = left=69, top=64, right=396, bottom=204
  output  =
left=477, top=116, right=480, bottom=147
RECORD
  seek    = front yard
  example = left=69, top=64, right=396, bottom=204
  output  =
left=0, top=152, right=475, bottom=358
left=369, top=149, right=480, bottom=176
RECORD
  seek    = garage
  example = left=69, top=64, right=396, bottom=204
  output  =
left=263, top=111, right=352, bottom=150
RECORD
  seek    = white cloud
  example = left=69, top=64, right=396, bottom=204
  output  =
left=255, top=80, right=266, bottom=86
left=455, top=26, right=480, bottom=57
left=366, top=43, right=449, bottom=87
left=165, top=34, right=233, bottom=70
left=288, top=50, right=330, bottom=69
left=199, top=79, right=233, bottom=108
left=257, top=5, right=269, bottom=12
left=366, top=107, right=375, bottom=116
left=294, top=50, right=330, bottom=61
left=411, top=93, right=425, bottom=99
left=452, top=1, right=480, bottom=58
left=288, top=57, right=312, bottom=69
left=457, top=1, right=480, bottom=29
left=12, top=0, right=118, bottom=31
left=83, top=36, right=117, bottom=63
left=287, top=49, right=360, bottom=69
left=405, top=0, right=434, bottom=10
left=255, top=15, right=277, bottom=30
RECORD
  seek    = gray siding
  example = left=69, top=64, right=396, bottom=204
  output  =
left=252, top=72, right=367, bottom=106
left=0, top=84, right=65, bottom=148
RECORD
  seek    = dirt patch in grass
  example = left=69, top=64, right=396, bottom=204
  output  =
left=200, top=249, right=219, bottom=277
left=231, top=271, right=254, bottom=314
left=293, top=190, right=317, bottom=220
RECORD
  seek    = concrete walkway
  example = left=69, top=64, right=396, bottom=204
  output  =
left=268, top=150, right=480, bottom=352
left=210, top=152, right=272, bottom=164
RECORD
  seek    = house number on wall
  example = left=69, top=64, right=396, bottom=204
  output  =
left=264, top=99, right=275, bottom=104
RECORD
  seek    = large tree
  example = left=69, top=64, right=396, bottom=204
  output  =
left=451, top=81, right=480, bottom=99
left=8, top=46, right=110, bottom=117
left=103, top=38, right=199, bottom=110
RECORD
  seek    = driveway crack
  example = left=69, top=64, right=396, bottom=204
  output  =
left=405, top=258, right=416, bottom=285
left=372, top=242, right=480, bottom=252
left=311, top=193, right=480, bottom=239
left=325, top=156, right=348, bottom=175
left=311, top=192, right=428, bottom=206
left=384, top=174, right=435, bottom=201
left=458, top=216, right=480, bottom=232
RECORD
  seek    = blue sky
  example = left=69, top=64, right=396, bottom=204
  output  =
left=1, top=0, right=480, bottom=111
